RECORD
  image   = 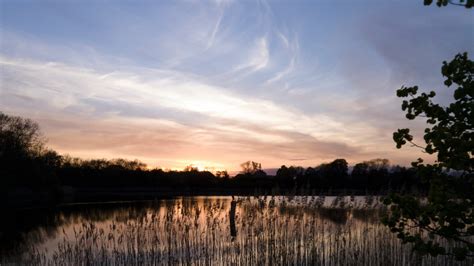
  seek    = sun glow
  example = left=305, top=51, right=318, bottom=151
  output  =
left=167, top=160, right=228, bottom=173
left=193, top=164, right=205, bottom=171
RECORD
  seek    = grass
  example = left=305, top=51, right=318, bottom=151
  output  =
left=5, top=196, right=472, bottom=265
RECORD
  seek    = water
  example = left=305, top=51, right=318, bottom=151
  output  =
left=1, top=196, right=470, bottom=265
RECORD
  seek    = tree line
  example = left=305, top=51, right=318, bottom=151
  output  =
left=1, top=112, right=425, bottom=196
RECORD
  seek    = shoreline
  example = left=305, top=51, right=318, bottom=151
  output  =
left=3, top=186, right=403, bottom=210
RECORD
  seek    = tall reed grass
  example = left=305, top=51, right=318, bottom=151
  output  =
left=5, top=196, right=472, bottom=265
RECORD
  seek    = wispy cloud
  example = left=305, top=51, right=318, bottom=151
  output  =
left=2, top=0, right=467, bottom=170
left=266, top=54, right=295, bottom=84
left=0, top=56, right=341, bottom=139
left=206, top=12, right=224, bottom=50
left=276, top=31, right=289, bottom=48
left=0, top=55, right=399, bottom=169
left=205, top=0, right=231, bottom=50
left=234, top=37, right=269, bottom=72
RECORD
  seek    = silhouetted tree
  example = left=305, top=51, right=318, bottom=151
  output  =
left=276, top=165, right=296, bottom=188
left=383, top=53, right=473, bottom=260
left=351, top=162, right=369, bottom=189
left=366, top=159, right=390, bottom=190
left=183, top=165, right=199, bottom=172
left=240, top=161, right=262, bottom=174
left=0, top=112, right=59, bottom=188
left=215, top=170, right=229, bottom=179
left=318, top=159, right=348, bottom=188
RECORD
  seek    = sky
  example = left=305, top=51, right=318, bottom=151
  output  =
left=0, top=0, right=473, bottom=173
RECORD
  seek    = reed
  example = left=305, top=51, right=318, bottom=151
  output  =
left=6, top=196, right=472, bottom=265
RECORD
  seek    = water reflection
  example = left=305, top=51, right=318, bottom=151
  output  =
left=1, top=196, right=470, bottom=265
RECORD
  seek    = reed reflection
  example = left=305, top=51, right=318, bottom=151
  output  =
left=1, top=196, right=470, bottom=265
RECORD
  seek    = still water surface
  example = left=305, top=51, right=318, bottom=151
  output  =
left=1, top=196, right=470, bottom=265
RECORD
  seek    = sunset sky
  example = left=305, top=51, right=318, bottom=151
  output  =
left=1, top=1, right=473, bottom=172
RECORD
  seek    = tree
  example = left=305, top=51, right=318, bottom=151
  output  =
left=0, top=112, right=53, bottom=187
left=318, top=159, right=348, bottom=188
left=240, top=161, right=262, bottom=175
left=184, top=164, right=199, bottom=172
left=215, top=170, right=229, bottom=179
left=423, top=0, right=473, bottom=8
left=383, top=53, right=473, bottom=260
left=351, top=159, right=390, bottom=190
left=276, top=165, right=305, bottom=189
left=0, top=112, right=44, bottom=160
left=351, top=162, right=369, bottom=189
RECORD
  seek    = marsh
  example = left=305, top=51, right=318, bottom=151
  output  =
left=2, top=196, right=470, bottom=265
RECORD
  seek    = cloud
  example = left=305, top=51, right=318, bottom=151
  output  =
left=205, top=0, right=233, bottom=50
left=3, top=1, right=462, bottom=170
left=277, top=31, right=289, bottom=48
left=266, top=55, right=295, bottom=84
left=234, top=37, right=269, bottom=72
left=0, top=55, right=395, bottom=169
left=206, top=12, right=224, bottom=50
left=212, top=0, right=233, bottom=7
left=0, top=56, right=342, bottom=139
left=264, top=30, right=298, bottom=85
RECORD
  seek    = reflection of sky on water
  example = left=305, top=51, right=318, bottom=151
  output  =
left=1, top=196, right=467, bottom=265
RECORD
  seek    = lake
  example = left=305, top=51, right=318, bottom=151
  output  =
left=1, top=196, right=470, bottom=265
